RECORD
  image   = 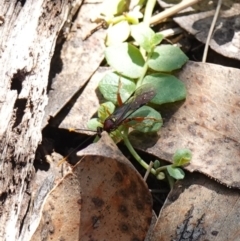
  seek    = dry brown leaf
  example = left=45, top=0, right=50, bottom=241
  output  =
left=77, top=132, right=152, bottom=240
left=158, top=0, right=240, bottom=60
left=30, top=171, right=82, bottom=241
left=60, top=61, right=240, bottom=188
left=151, top=173, right=240, bottom=241
left=42, top=2, right=105, bottom=128
left=131, top=61, right=240, bottom=188
left=59, top=67, right=110, bottom=132
left=31, top=132, right=152, bottom=241
left=59, top=61, right=240, bottom=188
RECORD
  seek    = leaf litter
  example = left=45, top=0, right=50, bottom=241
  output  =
left=31, top=133, right=152, bottom=241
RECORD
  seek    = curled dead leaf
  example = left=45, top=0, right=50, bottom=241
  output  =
left=31, top=132, right=152, bottom=241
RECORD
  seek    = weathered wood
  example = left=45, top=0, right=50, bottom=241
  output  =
left=0, top=0, right=82, bottom=240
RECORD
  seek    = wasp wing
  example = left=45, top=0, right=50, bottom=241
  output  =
left=107, top=83, right=157, bottom=126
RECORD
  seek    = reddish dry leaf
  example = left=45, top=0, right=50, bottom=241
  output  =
left=131, top=61, right=240, bottom=188
left=77, top=132, right=152, bottom=241
left=30, top=172, right=82, bottom=241
left=151, top=173, right=240, bottom=241
left=31, top=132, right=152, bottom=241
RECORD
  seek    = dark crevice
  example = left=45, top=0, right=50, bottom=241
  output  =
left=11, top=67, right=34, bottom=94
left=10, top=156, right=17, bottom=170
left=47, top=1, right=83, bottom=94
left=11, top=69, right=27, bottom=94
left=34, top=127, right=95, bottom=170
left=16, top=0, right=26, bottom=7
left=12, top=98, right=27, bottom=128
left=19, top=198, right=31, bottom=237
left=47, top=37, right=64, bottom=93
left=0, top=192, right=7, bottom=204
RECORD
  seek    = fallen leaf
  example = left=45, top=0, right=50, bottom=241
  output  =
left=59, top=67, right=110, bottom=132
left=158, top=0, right=240, bottom=60
left=31, top=132, right=152, bottom=241
left=42, top=2, right=105, bottom=128
left=61, top=61, right=240, bottom=188
left=30, top=171, right=82, bottom=241
left=151, top=173, right=240, bottom=241
left=131, top=61, right=240, bottom=188
left=77, top=132, right=152, bottom=240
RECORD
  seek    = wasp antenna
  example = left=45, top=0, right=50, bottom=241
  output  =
left=75, top=129, right=98, bottom=133
left=58, top=134, right=95, bottom=166
left=68, top=128, right=97, bottom=133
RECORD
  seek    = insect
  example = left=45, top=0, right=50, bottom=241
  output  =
left=98, top=83, right=157, bottom=134
left=59, top=83, right=158, bottom=166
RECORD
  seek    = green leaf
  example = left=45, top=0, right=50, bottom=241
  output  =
left=101, top=0, right=130, bottom=17
left=109, top=129, right=124, bottom=143
left=99, top=72, right=136, bottom=104
left=105, top=43, right=145, bottom=78
left=131, top=23, right=157, bottom=52
left=125, top=9, right=143, bottom=24
left=156, top=172, right=165, bottom=180
left=148, top=45, right=188, bottom=72
left=131, top=0, right=146, bottom=8
left=106, top=21, right=130, bottom=46
left=143, top=73, right=186, bottom=105
left=167, top=166, right=185, bottom=179
left=152, top=33, right=164, bottom=46
left=153, top=160, right=161, bottom=169
left=127, top=106, right=162, bottom=133
left=98, top=102, right=115, bottom=121
left=172, top=149, right=192, bottom=166
left=87, top=118, right=102, bottom=131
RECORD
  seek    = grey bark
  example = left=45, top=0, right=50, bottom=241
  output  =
left=0, top=0, right=82, bottom=240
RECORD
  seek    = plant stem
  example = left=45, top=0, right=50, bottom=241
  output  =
left=107, top=15, right=126, bottom=24
left=143, top=0, right=157, bottom=24
left=139, top=0, right=156, bottom=58
left=136, top=59, right=149, bottom=86
left=121, top=130, right=156, bottom=175
left=166, top=172, right=175, bottom=189
left=155, top=165, right=170, bottom=174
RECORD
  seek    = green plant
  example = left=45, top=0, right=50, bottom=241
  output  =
left=88, top=0, right=192, bottom=183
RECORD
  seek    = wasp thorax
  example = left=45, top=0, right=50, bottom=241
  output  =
left=103, top=118, right=117, bottom=132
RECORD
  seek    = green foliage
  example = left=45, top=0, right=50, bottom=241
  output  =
left=98, top=102, right=115, bottom=121
left=165, top=149, right=192, bottom=180
left=100, top=0, right=130, bottom=18
left=88, top=0, right=192, bottom=184
left=153, top=160, right=161, bottom=169
left=99, top=72, right=136, bottom=104
left=105, top=43, right=145, bottom=78
left=172, top=149, right=192, bottom=166
left=87, top=118, right=102, bottom=131
left=167, top=166, right=185, bottom=179
left=156, top=172, right=165, bottom=180
left=143, top=73, right=186, bottom=105
left=148, top=45, right=189, bottom=72
left=106, top=21, right=130, bottom=46
left=128, top=106, right=162, bottom=133
left=131, top=23, right=164, bottom=52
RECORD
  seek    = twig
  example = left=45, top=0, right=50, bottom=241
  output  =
left=143, top=161, right=154, bottom=182
left=150, top=0, right=202, bottom=26
left=160, top=27, right=183, bottom=38
left=202, top=0, right=222, bottom=62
